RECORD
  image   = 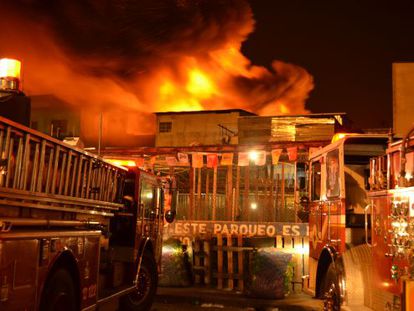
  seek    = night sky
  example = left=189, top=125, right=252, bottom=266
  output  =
left=243, top=0, right=414, bottom=129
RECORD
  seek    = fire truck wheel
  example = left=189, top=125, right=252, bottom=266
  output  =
left=121, top=252, right=158, bottom=311
left=322, top=264, right=340, bottom=311
left=40, top=269, right=77, bottom=311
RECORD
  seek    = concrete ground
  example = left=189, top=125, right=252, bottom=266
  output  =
left=153, top=287, right=323, bottom=311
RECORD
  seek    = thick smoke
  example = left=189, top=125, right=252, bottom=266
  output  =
left=1, top=0, right=313, bottom=146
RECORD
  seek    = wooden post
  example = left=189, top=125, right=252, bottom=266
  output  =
left=197, top=168, right=202, bottom=220
left=294, top=162, right=298, bottom=222
left=205, top=170, right=210, bottom=219
left=212, top=166, right=217, bottom=220
left=254, top=166, right=259, bottom=222
left=281, top=162, right=285, bottom=221
left=232, top=188, right=236, bottom=221
left=237, top=235, right=244, bottom=291
left=226, top=165, right=233, bottom=220
left=194, top=239, right=201, bottom=284
left=244, top=166, right=250, bottom=221
left=217, top=234, right=223, bottom=289
left=204, top=239, right=211, bottom=285
left=235, top=166, right=240, bottom=220
left=270, top=163, right=274, bottom=221
left=189, top=167, right=195, bottom=220
left=227, top=234, right=234, bottom=290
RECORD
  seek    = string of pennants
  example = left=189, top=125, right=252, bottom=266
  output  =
left=162, top=146, right=314, bottom=168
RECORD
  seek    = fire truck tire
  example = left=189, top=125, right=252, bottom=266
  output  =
left=323, top=264, right=341, bottom=311
left=120, top=252, right=158, bottom=311
left=40, top=268, right=77, bottom=311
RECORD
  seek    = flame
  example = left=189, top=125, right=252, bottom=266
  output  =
left=105, top=158, right=137, bottom=167
left=1, top=1, right=314, bottom=147
left=186, top=69, right=216, bottom=98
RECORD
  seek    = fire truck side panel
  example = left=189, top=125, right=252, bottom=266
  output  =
left=0, top=231, right=101, bottom=311
left=370, top=192, right=401, bottom=296
left=0, top=238, right=38, bottom=310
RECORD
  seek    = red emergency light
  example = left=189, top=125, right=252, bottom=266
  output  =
left=0, top=58, right=22, bottom=92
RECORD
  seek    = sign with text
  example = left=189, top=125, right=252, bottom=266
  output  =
left=164, top=221, right=309, bottom=238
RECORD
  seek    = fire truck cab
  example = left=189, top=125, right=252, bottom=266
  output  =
left=306, top=134, right=389, bottom=308
left=0, top=116, right=174, bottom=311
left=307, top=129, right=414, bottom=311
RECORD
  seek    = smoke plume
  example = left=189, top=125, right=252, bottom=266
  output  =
left=1, top=0, right=314, bottom=146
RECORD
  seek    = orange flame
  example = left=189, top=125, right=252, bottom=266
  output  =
left=1, top=3, right=314, bottom=147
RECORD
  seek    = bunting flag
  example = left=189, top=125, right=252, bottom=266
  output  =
left=166, top=156, right=178, bottom=166
left=177, top=152, right=189, bottom=165
left=287, top=146, right=298, bottom=161
left=220, top=153, right=234, bottom=166
left=238, top=152, right=249, bottom=166
left=206, top=154, right=218, bottom=168
left=192, top=153, right=204, bottom=168
left=135, top=157, right=145, bottom=167
left=271, top=149, right=282, bottom=165
left=254, top=150, right=267, bottom=166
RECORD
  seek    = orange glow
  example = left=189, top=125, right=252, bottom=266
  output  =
left=186, top=69, right=215, bottom=98
left=160, top=81, right=175, bottom=97
left=331, top=133, right=348, bottom=143
left=105, top=159, right=137, bottom=167
left=0, top=58, right=21, bottom=79
left=279, top=104, right=290, bottom=114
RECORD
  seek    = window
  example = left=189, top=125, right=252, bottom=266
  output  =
left=140, top=180, right=156, bottom=218
left=311, top=160, right=321, bottom=201
left=326, top=149, right=340, bottom=198
left=159, top=122, right=172, bottom=133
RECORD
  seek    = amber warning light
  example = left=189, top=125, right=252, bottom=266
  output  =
left=0, top=58, right=22, bottom=92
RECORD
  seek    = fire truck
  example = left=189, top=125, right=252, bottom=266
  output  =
left=306, top=129, right=414, bottom=310
left=0, top=57, right=176, bottom=311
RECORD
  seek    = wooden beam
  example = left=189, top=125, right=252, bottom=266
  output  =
left=189, top=167, right=195, bottom=220
left=197, top=167, right=202, bottom=220
left=226, top=165, right=233, bottom=220
left=235, top=166, right=240, bottom=220
left=212, top=166, right=217, bottom=221
left=244, top=166, right=250, bottom=221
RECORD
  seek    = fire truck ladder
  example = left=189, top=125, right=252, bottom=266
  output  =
left=0, top=116, right=125, bottom=218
